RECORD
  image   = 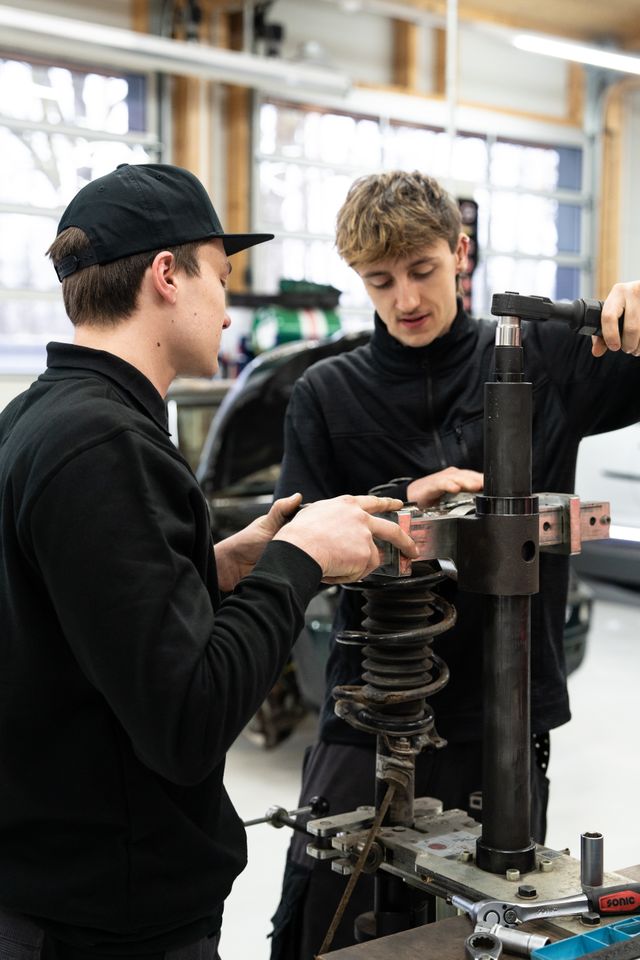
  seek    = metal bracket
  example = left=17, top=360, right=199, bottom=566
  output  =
left=375, top=496, right=611, bottom=578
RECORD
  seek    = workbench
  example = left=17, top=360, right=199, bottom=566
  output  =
left=319, top=866, right=640, bottom=959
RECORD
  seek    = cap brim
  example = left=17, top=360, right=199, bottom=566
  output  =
left=221, top=233, right=274, bottom=256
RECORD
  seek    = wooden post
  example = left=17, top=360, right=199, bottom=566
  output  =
left=392, top=19, right=420, bottom=91
left=433, top=27, right=446, bottom=97
left=130, top=0, right=149, bottom=33
left=217, top=9, right=253, bottom=292
left=596, top=80, right=640, bottom=297
left=567, top=63, right=585, bottom=127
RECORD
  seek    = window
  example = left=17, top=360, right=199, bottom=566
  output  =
left=0, top=57, right=161, bottom=371
left=253, top=98, right=589, bottom=326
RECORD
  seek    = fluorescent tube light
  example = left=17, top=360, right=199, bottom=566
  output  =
left=513, top=33, right=640, bottom=76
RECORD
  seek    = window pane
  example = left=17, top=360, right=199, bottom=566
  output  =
left=490, top=192, right=559, bottom=256
left=0, top=127, right=154, bottom=208
left=0, top=59, right=146, bottom=134
left=384, top=125, right=448, bottom=176
left=557, top=204, right=582, bottom=254
left=258, top=162, right=352, bottom=235
left=491, top=142, right=560, bottom=192
left=0, top=298, right=69, bottom=342
left=0, top=214, right=59, bottom=291
left=0, top=56, right=156, bottom=365
left=557, top=147, right=583, bottom=191
left=485, top=256, right=557, bottom=301
left=452, top=136, right=488, bottom=182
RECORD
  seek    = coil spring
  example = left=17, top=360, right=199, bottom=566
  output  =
left=333, top=563, right=455, bottom=744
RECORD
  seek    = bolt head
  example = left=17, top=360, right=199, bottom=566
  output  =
left=517, top=884, right=538, bottom=899
left=580, top=912, right=601, bottom=926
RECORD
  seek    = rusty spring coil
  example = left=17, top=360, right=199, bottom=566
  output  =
left=333, top=563, right=455, bottom=742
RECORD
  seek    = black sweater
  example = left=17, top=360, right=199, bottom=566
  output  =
left=0, top=343, right=321, bottom=955
left=276, top=306, right=640, bottom=746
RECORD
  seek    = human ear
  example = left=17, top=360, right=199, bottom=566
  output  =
left=455, top=232, right=470, bottom=273
left=150, top=251, right=177, bottom=304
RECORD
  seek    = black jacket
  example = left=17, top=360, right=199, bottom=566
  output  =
left=0, top=343, right=321, bottom=954
left=276, top=305, right=640, bottom=745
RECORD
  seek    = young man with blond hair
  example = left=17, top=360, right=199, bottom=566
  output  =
left=270, top=170, right=640, bottom=959
left=0, top=163, right=417, bottom=960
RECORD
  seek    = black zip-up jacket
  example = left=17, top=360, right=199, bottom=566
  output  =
left=275, top=305, right=640, bottom=746
left=0, top=343, right=321, bottom=955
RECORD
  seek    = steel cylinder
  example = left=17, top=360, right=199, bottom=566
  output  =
left=581, top=832, right=604, bottom=888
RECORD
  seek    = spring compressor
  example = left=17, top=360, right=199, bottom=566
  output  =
left=256, top=293, right=621, bottom=953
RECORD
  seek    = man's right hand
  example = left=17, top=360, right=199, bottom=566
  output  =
left=273, top=494, right=418, bottom=583
left=407, top=466, right=483, bottom=509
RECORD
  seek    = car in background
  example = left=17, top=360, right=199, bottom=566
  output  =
left=169, top=328, right=594, bottom=746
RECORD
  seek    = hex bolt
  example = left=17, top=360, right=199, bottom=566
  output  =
left=580, top=912, right=601, bottom=926
left=517, top=884, right=538, bottom=899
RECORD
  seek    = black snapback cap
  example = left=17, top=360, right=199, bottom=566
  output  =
left=53, top=163, right=274, bottom=281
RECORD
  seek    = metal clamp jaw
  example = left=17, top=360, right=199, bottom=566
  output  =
left=375, top=494, right=611, bottom=579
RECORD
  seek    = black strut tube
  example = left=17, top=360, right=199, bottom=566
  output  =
left=475, top=341, right=537, bottom=874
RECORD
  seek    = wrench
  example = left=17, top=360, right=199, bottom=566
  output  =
left=452, top=892, right=591, bottom=927
left=465, top=931, right=503, bottom=959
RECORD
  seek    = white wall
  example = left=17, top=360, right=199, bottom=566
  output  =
left=458, top=26, right=568, bottom=118
left=0, top=374, right=37, bottom=409
left=272, top=0, right=569, bottom=118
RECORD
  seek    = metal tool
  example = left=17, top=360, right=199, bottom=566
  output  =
left=243, top=795, right=328, bottom=830
left=452, top=892, right=591, bottom=927
left=465, top=930, right=503, bottom=959
left=453, top=883, right=640, bottom=929
left=474, top=922, right=550, bottom=957
left=582, top=831, right=605, bottom=888
left=490, top=292, right=624, bottom=339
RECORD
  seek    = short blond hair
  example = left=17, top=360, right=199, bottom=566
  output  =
left=336, top=170, right=461, bottom=268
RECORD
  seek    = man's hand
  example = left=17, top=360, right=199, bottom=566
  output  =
left=406, top=466, right=483, bottom=510
left=273, top=494, right=418, bottom=584
left=215, top=492, right=303, bottom=592
left=592, top=281, right=640, bottom=358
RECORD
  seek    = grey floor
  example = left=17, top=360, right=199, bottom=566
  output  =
left=220, top=584, right=640, bottom=960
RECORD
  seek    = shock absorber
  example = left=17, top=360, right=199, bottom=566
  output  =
left=333, top=561, right=455, bottom=826
left=332, top=562, right=455, bottom=939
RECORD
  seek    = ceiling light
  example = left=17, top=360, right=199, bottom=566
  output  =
left=513, top=33, right=640, bottom=76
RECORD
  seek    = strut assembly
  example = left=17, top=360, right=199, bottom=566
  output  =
left=247, top=292, right=619, bottom=953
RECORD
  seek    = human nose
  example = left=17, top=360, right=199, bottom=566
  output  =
left=395, top=279, right=421, bottom=313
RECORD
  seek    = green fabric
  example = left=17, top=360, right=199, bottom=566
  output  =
left=251, top=306, right=341, bottom=353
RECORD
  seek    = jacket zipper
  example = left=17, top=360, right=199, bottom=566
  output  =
left=425, top=364, right=448, bottom=470
left=454, top=425, right=471, bottom=462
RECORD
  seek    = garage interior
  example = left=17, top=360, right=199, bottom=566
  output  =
left=1, top=2, right=640, bottom=959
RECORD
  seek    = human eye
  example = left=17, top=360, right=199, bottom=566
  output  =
left=369, top=278, right=392, bottom=290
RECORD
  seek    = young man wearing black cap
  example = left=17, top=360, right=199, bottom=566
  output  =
left=0, top=163, right=417, bottom=960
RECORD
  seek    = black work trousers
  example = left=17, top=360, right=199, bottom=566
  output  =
left=0, top=909, right=221, bottom=960
left=269, top=736, right=550, bottom=960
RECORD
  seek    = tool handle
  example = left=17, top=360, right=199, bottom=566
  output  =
left=585, top=883, right=640, bottom=915
left=490, top=292, right=624, bottom=339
